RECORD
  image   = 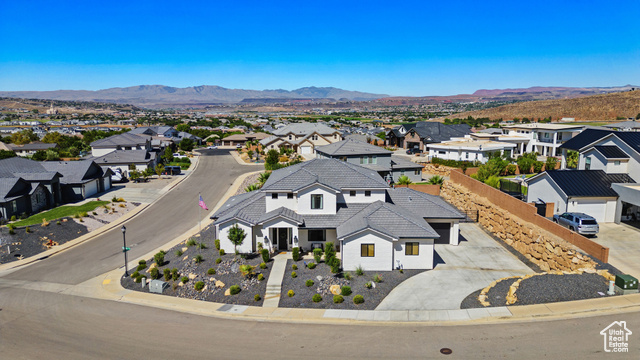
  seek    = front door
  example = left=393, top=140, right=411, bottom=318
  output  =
left=278, top=228, right=289, bottom=251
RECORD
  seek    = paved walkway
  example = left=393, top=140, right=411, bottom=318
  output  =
left=263, top=253, right=291, bottom=307
left=376, top=223, right=532, bottom=310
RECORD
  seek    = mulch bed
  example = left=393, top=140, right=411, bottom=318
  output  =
left=121, top=224, right=273, bottom=306
left=0, top=218, right=88, bottom=264
left=278, top=258, right=423, bottom=310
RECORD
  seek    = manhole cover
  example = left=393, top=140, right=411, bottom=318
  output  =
left=440, top=348, right=452, bottom=355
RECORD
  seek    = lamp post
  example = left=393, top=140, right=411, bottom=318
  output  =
left=121, top=225, right=129, bottom=276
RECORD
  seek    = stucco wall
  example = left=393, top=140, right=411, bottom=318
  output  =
left=297, top=186, right=337, bottom=215
left=393, top=239, right=434, bottom=270
left=217, top=220, right=253, bottom=254
left=341, top=230, right=394, bottom=271
left=339, top=189, right=385, bottom=204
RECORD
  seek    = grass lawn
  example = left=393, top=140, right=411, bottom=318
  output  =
left=13, top=200, right=110, bottom=227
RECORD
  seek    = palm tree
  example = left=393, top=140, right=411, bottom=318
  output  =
left=245, top=183, right=260, bottom=192
left=427, top=175, right=444, bottom=186
left=258, top=171, right=271, bottom=186
left=396, top=175, right=412, bottom=185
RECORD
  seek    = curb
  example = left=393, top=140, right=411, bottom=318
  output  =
left=230, top=150, right=265, bottom=166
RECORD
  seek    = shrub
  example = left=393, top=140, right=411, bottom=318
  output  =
left=373, top=274, right=383, bottom=283
left=239, top=264, right=255, bottom=277
left=261, top=248, right=269, bottom=263
left=505, top=164, right=517, bottom=175
left=324, top=242, right=335, bottom=262
left=365, top=282, right=372, bottom=289
left=355, top=265, right=364, bottom=276
left=287, top=290, right=295, bottom=297
left=163, top=268, right=171, bottom=281
left=56, top=221, right=61, bottom=225
left=257, top=273, right=264, bottom=281
left=399, top=269, right=404, bottom=274
left=292, top=247, right=300, bottom=261
left=172, top=268, right=179, bottom=281
left=214, top=239, right=221, bottom=250
left=312, top=294, right=322, bottom=303
left=139, top=259, right=146, bottom=266
left=10, top=215, right=16, bottom=222
left=344, top=272, right=353, bottom=280
left=198, top=242, right=207, bottom=250
left=25, top=226, right=31, bottom=233
left=186, top=238, right=197, bottom=246
left=292, top=264, right=298, bottom=270
left=306, top=279, right=314, bottom=287
left=254, top=294, right=261, bottom=301
left=150, top=267, right=160, bottom=280
left=341, top=286, right=352, bottom=296
left=330, top=258, right=341, bottom=274
left=216, top=258, right=222, bottom=264
left=92, top=211, right=97, bottom=216
left=229, top=285, right=241, bottom=295
left=181, top=276, right=189, bottom=283
left=533, top=161, right=544, bottom=173
left=307, top=262, right=316, bottom=269
left=194, top=281, right=205, bottom=291
left=333, top=295, right=344, bottom=304
left=291, top=271, right=297, bottom=278
left=9, top=229, right=15, bottom=235
left=73, top=213, right=81, bottom=219
left=313, top=248, right=322, bottom=263
left=154, top=252, right=165, bottom=266
left=353, top=295, right=364, bottom=304
left=485, top=175, right=500, bottom=189
left=134, top=275, right=142, bottom=283
left=219, top=249, right=225, bottom=256
left=260, top=262, right=266, bottom=269
left=207, top=268, right=216, bottom=275
left=194, top=254, right=204, bottom=264
left=131, top=271, right=140, bottom=278
left=175, top=249, right=183, bottom=257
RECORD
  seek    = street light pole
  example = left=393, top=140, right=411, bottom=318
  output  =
left=121, top=225, right=128, bottom=276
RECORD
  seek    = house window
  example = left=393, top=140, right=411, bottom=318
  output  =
left=465, top=152, right=469, bottom=159
left=405, top=242, right=419, bottom=256
left=340, top=156, right=347, bottom=162
left=11, top=201, right=17, bottom=213
left=272, top=193, right=278, bottom=199
left=287, top=193, right=294, bottom=199
left=311, top=194, right=323, bottom=209
left=364, top=191, right=371, bottom=197
left=360, top=156, right=367, bottom=165
left=334, top=134, right=337, bottom=139
left=438, top=151, right=446, bottom=155
left=350, top=190, right=356, bottom=197
left=312, top=135, right=318, bottom=141
left=308, top=229, right=326, bottom=242
left=414, top=169, right=420, bottom=175
left=400, top=170, right=405, bottom=176
left=614, top=161, right=621, bottom=166
left=288, top=135, right=292, bottom=140
left=585, top=157, right=591, bottom=170
left=372, top=155, right=377, bottom=164
left=361, top=244, right=375, bottom=257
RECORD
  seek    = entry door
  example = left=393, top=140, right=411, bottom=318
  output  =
left=278, top=228, right=289, bottom=250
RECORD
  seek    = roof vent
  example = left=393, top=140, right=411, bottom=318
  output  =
left=408, top=196, right=412, bottom=202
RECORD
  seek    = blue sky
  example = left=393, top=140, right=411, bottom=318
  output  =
left=0, top=1, right=638, bottom=96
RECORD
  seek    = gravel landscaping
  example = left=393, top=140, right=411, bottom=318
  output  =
left=279, top=258, right=423, bottom=310
left=121, top=224, right=274, bottom=306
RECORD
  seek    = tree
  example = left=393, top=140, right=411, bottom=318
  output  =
left=179, top=138, right=194, bottom=152
left=567, top=151, right=578, bottom=168
left=176, top=124, right=191, bottom=132
left=45, top=149, right=60, bottom=161
left=31, top=150, right=47, bottom=161
left=396, top=175, right=412, bottom=185
left=155, top=164, right=165, bottom=178
left=265, top=149, right=280, bottom=170
left=545, top=157, right=558, bottom=171
left=427, top=175, right=444, bottom=186
left=257, top=171, right=271, bottom=186
left=162, top=147, right=174, bottom=163
left=376, top=131, right=386, bottom=140
left=0, top=150, right=16, bottom=160
left=228, top=223, right=246, bottom=256
left=247, top=150, right=254, bottom=160
left=10, top=130, right=38, bottom=145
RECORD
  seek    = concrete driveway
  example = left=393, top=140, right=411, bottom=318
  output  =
left=594, top=222, right=640, bottom=278
left=376, top=223, right=532, bottom=310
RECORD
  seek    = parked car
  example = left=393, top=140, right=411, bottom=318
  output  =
left=553, top=212, right=599, bottom=236
left=111, top=168, right=126, bottom=183
left=207, top=145, right=218, bottom=150
left=406, top=147, right=421, bottom=155
left=173, top=153, right=187, bottom=159
left=236, top=144, right=243, bottom=149
left=162, top=166, right=182, bottom=175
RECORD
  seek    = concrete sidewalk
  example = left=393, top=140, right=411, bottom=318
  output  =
left=263, top=253, right=291, bottom=307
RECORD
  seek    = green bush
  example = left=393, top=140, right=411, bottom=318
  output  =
left=207, top=268, right=216, bottom=275
left=333, top=295, right=344, bottom=304
left=533, top=161, right=544, bottom=173
left=150, top=267, right=160, bottom=280
left=175, top=249, right=183, bottom=257
left=216, top=258, right=222, bottom=264
left=313, top=248, right=322, bottom=263
left=365, top=282, right=372, bottom=289
left=219, top=249, right=225, bottom=256
left=138, top=259, right=146, bottom=266
left=194, top=281, right=205, bottom=291
left=341, top=286, right=352, bottom=296
left=485, top=175, right=500, bottom=189
left=163, top=268, right=171, bottom=281
left=261, top=248, right=269, bottom=263
left=353, top=295, right=364, bottom=304
left=171, top=268, right=179, bottom=281
left=131, top=271, right=140, bottom=278
left=181, top=276, right=189, bottom=283
left=215, top=239, right=221, bottom=250
left=324, top=242, right=335, bottom=263
left=373, top=274, right=383, bottom=283
left=292, top=247, right=300, bottom=261
left=308, top=262, right=316, bottom=269
left=229, top=285, right=241, bottom=295
left=306, top=279, right=314, bottom=287
left=292, top=264, right=298, bottom=270
left=431, top=157, right=478, bottom=169
left=254, top=294, right=261, bottom=301
left=134, top=275, right=142, bottom=283
left=25, top=226, right=31, bottom=233
left=330, top=258, right=341, bottom=274
left=154, top=252, right=165, bottom=266
left=312, top=294, right=322, bottom=303
left=260, top=262, right=266, bottom=269
left=10, top=215, right=16, bottom=222
left=56, top=221, right=61, bottom=225
left=344, top=272, right=352, bottom=280
left=198, top=242, right=207, bottom=250
left=355, top=265, right=364, bottom=276
left=287, top=290, right=295, bottom=297
left=194, top=254, right=204, bottom=264
left=186, top=238, right=197, bottom=247
left=505, top=164, right=517, bottom=175
left=257, top=273, right=264, bottom=281
left=291, top=271, right=297, bottom=278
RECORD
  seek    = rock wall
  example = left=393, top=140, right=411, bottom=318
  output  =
left=422, top=164, right=452, bottom=177
left=441, top=181, right=596, bottom=272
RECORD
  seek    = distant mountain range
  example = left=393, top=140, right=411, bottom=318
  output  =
left=0, top=85, right=389, bottom=107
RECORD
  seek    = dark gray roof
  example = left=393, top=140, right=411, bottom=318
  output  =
left=211, top=191, right=265, bottom=225
left=262, top=158, right=389, bottom=191
left=315, top=139, right=391, bottom=156
left=410, top=123, right=472, bottom=143
left=387, top=188, right=465, bottom=219
left=90, top=133, right=148, bottom=148
left=41, top=161, right=107, bottom=184
left=8, top=142, right=57, bottom=151
left=603, top=120, right=640, bottom=130
left=390, top=156, right=424, bottom=169
left=301, top=203, right=370, bottom=228
left=593, top=146, right=629, bottom=159
left=257, top=207, right=305, bottom=225
left=559, top=129, right=640, bottom=155
left=272, top=122, right=338, bottom=136
left=0, top=157, right=61, bottom=181
left=531, top=170, right=635, bottom=197
left=87, top=150, right=156, bottom=165
left=0, top=177, right=27, bottom=202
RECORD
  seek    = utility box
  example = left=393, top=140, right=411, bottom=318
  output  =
left=615, top=275, right=638, bottom=290
left=149, top=280, right=168, bottom=294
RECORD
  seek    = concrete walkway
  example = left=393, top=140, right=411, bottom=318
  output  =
left=263, top=253, right=291, bottom=307
left=376, top=223, right=532, bottom=310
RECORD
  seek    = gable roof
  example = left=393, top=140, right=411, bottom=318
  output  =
left=211, top=191, right=265, bottom=225
left=0, top=177, right=30, bottom=202
left=0, top=157, right=62, bottom=182
left=602, top=120, right=640, bottom=130
left=90, top=133, right=148, bottom=148
left=87, top=150, right=156, bottom=165
left=529, top=170, right=635, bottom=197
left=315, top=139, right=392, bottom=156
left=559, top=129, right=640, bottom=155
left=41, top=160, right=108, bottom=184
left=593, top=145, right=629, bottom=159
left=257, top=207, right=305, bottom=225
left=409, top=123, right=472, bottom=143
left=272, top=123, right=338, bottom=136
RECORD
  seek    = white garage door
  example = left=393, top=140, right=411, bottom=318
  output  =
left=85, top=180, right=98, bottom=198
left=301, top=146, right=312, bottom=154
left=571, top=200, right=607, bottom=223
left=104, top=176, right=111, bottom=191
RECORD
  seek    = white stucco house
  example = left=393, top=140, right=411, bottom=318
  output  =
left=211, top=159, right=464, bottom=271
left=501, top=123, right=584, bottom=157
left=427, top=137, right=517, bottom=164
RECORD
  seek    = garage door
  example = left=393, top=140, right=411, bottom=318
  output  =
left=430, top=222, right=451, bottom=244
left=104, top=176, right=111, bottom=191
left=571, top=200, right=607, bottom=223
left=84, top=180, right=98, bottom=198
left=301, top=146, right=312, bottom=154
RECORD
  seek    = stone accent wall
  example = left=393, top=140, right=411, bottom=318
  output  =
left=422, top=164, right=452, bottom=177
left=30, top=186, right=48, bottom=214
left=441, top=181, right=597, bottom=272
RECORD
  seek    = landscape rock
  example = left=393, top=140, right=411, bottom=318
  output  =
left=215, top=280, right=225, bottom=288
left=224, top=288, right=231, bottom=296
left=330, top=284, right=341, bottom=295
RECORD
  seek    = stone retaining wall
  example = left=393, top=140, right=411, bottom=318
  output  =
left=422, top=164, right=452, bottom=176
left=441, top=180, right=597, bottom=272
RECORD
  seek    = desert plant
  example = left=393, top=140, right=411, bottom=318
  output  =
left=353, top=295, right=364, bottom=304
left=219, top=249, right=225, bottom=256
left=194, top=281, right=205, bottom=291
left=261, top=248, right=269, bottom=263
left=333, top=295, right=344, bottom=303
left=240, top=264, right=255, bottom=277
left=427, top=175, right=445, bottom=186
left=150, top=267, right=160, bottom=280
left=355, top=265, right=364, bottom=276
left=259, top=262, right=266, bottom=269
left=41, top=218, right=49, bottom=227
left=56, top=221, right=61, bottom=225
left=215, top=239, right=221, bottom=250
left=163, top=268, right=171, bottom=281
left=312, top=294, right=322, bottom=303
left=216, top=258, right=222, bottom=264
left=292, top=247, right=300, bottom=261
left=186, top=238, right=197, bottom=246
left=257, top=273, right=264, bottom=281
left=175, top=249, right=183, bottom=257
left=399, top=269, right=404, bottom=274
left=25, top=226, right=31, bottom=233
left=154, top=252, right=165, bottom=266
left=306, top=279, right=314, bottom=287
left=254, top=294, right=261, bottom=301
left=198, top=242, right=207, bottom=249
left=330, top=258, right=341, bottom=274
left=171, top=268, right=179, bottom=281
left=181, top=276, right=189, bottom=283
left=287, top=290, right=295, bottom=297
left=365, top=282, right=372, bottom=289
left=245, top=183, right=260, bottom=192
left=373, top=274, right=383, bottom=283
left=291, top=271, right=297, bottom=278
left=194, top=254, right=204, bottom=264
left=229, top=285, right=241, bottom=295
left=313, top=248, right=322, bottom=263
left=341, top=286, right=352, bottom=296
left=207, top=268, right=216, bottom=275
left=307, top=262, right=316, bottom=269
left=396, top=175, right=412, bottom=185
left=344, top=272, right=353, bottom=280
left=292, top=264, right=298, bottom=270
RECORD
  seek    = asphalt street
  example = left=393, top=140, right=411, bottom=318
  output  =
left=0, top=150, right=639, bottom=359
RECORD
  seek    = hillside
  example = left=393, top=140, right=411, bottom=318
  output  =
left=443, top=90, right=640, bottom=121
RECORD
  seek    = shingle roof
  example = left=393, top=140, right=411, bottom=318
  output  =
left=259, top=135, right=279, bottom=146
left=90, top=133, right=148, bottom=148
left=272, top=123, right=338, bottom=136
left=257, top=207, right=305, bottom=225
left=0, top=177, right=26, bottom=202
left=87, top=150, right=156, bottom=165
left=603, top=120, right=640, bottom=130
left=387, top=188, right=465, bottom=219
left=315, top=139, right=391, bottom=156
left=8, top=142, right=57, bottom=151
left=533, top=170, right=635, bottom=197
left=594, top=146, right=629, bottom=159
left=390, top=156, right=424, bottom=169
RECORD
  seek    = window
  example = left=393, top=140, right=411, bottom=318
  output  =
left=311, top=194, right=323, bottom=209
left=288, top=135, right=292, bottom=140
left=585, top=157, right=591, bottom=170
left=308, top=229, right=325, bottom=242
left=11, top=200, right=17, bottom=213
left=287, top=193, right=294, bottom=199
left=414, top=169, right=420, bottom=175
left=400, top=170, right=405, bottom=176
left=340, top=156, right=347, bottom=162
left=405, top=242, right=419, bottom=255
left=272, top=193, right=278, bottom=199
left=349, top=190, right=356, bottom=197
left=360, top=156, right=367, bottom=165
left=465, top=152, right=469, bottom=159
left=312, top=135, right=318, bottom=141
left=614, top=161, right=621, bottom=166
left=364, top=191, right=371, bottom=197
left=361, top=244, right=375, bottom=257
left=438, top=150, right=446, bottom=155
